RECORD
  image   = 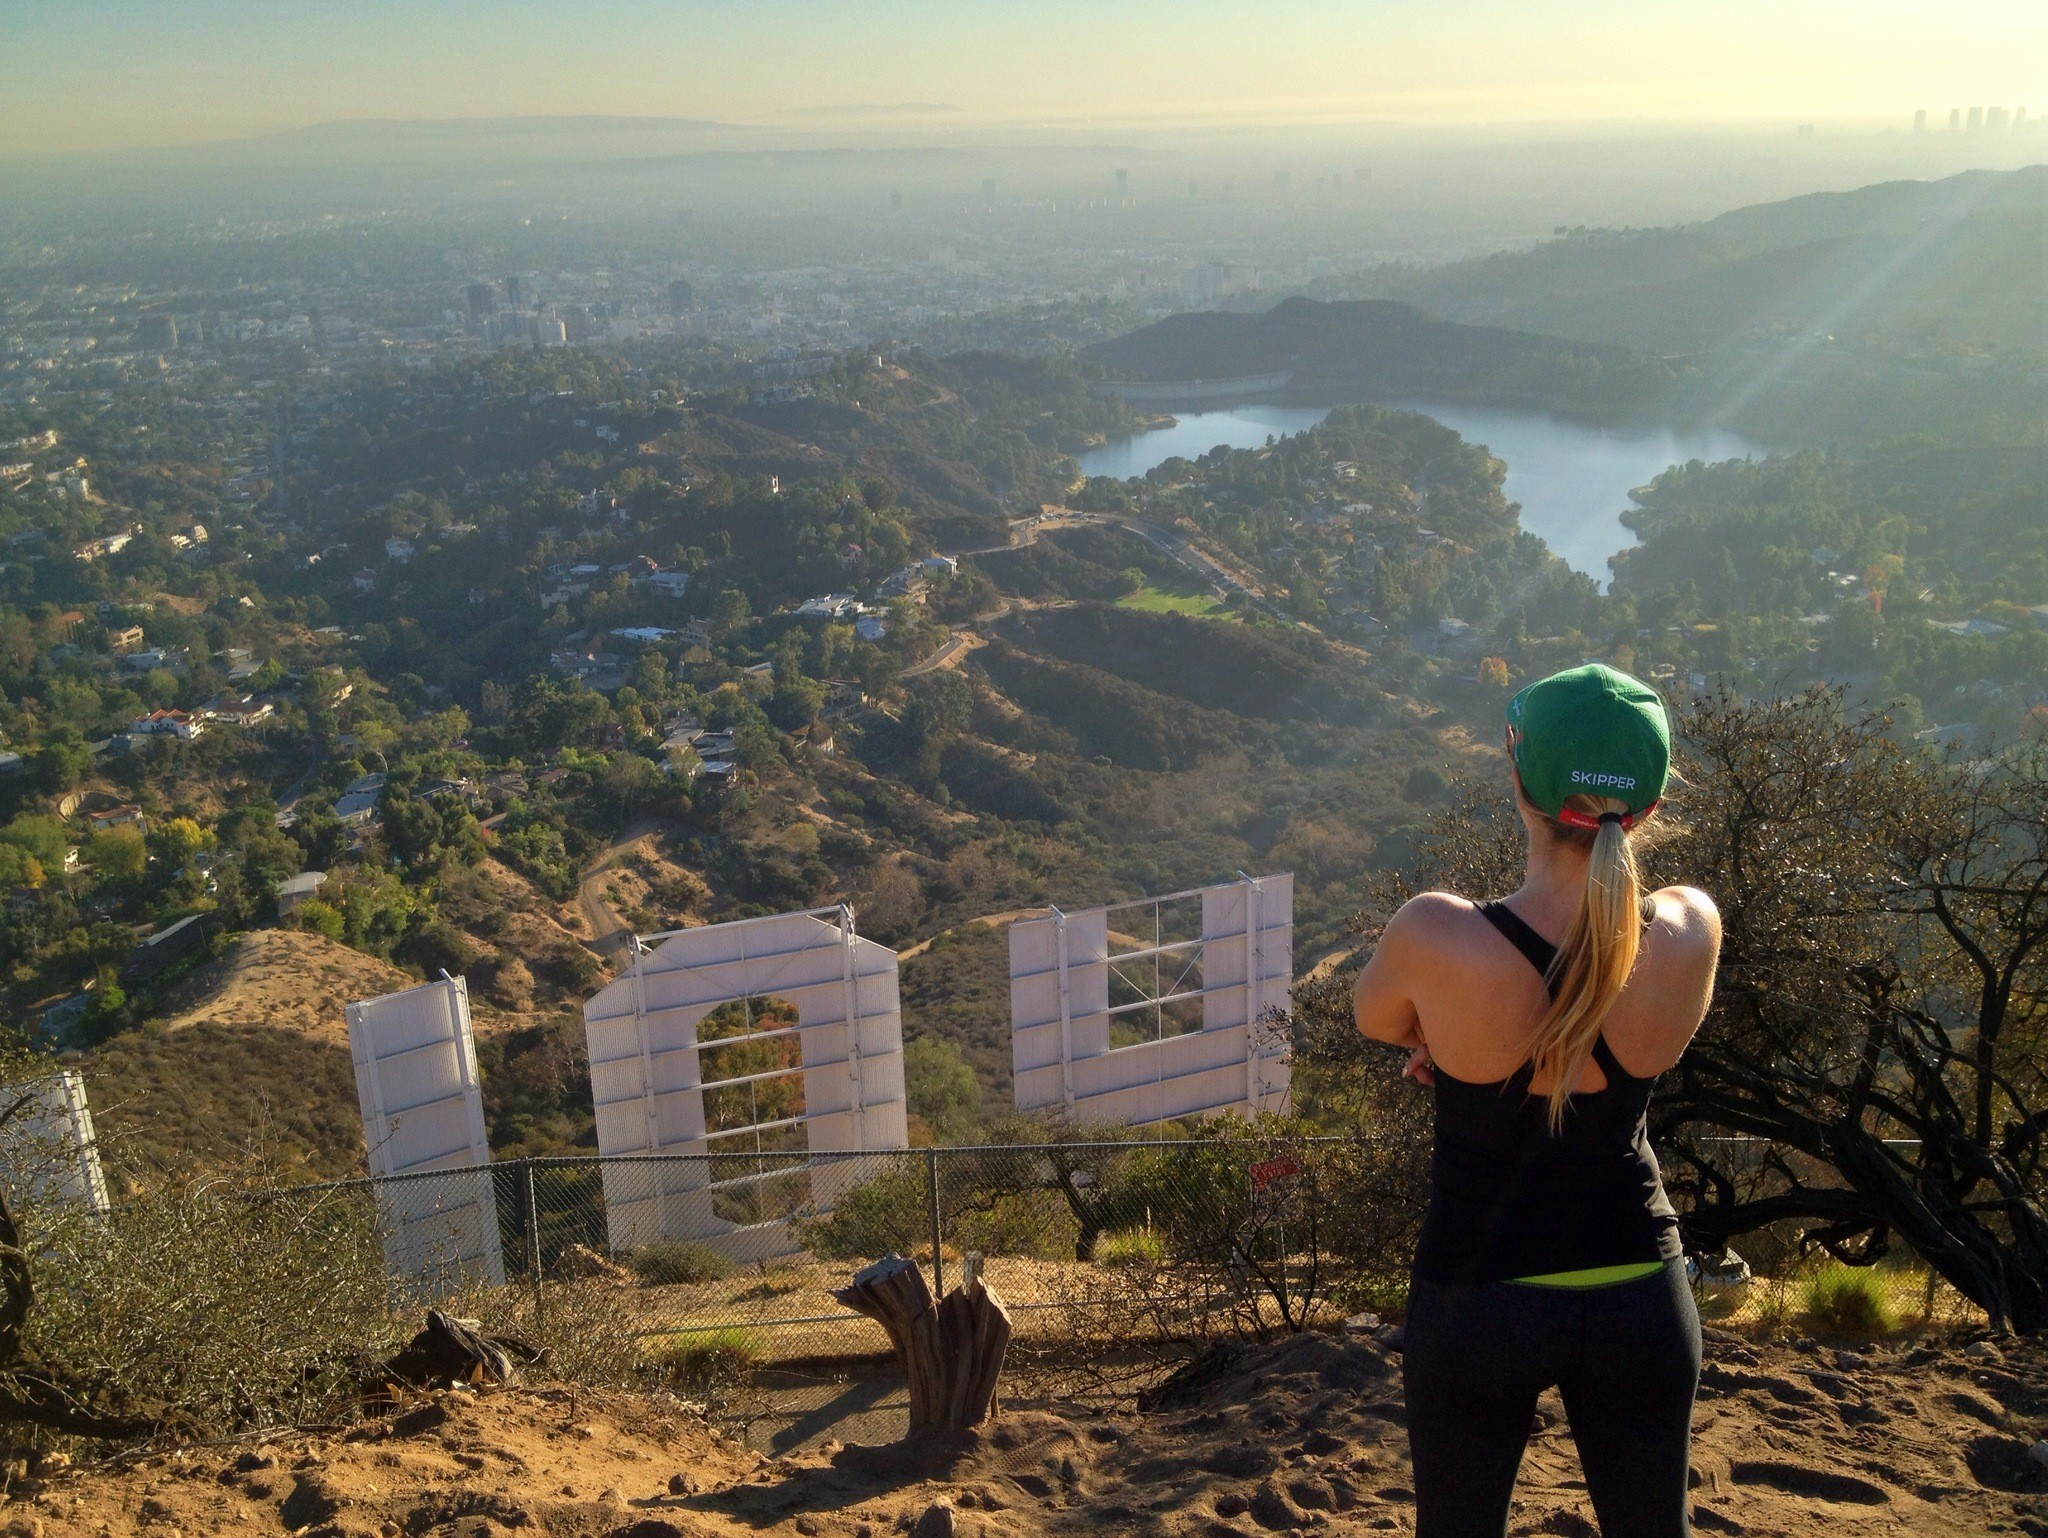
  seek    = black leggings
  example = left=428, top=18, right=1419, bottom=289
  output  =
left=1403, top=1259, right=1701, bottom=1538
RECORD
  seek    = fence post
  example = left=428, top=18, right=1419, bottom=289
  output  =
left=926, top=1147, right=944, bottom=1299
left=523, top=1159, right=544, bottom=1327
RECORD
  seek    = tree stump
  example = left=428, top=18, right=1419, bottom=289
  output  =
left=833, top=1254, right=1012, bottom=1434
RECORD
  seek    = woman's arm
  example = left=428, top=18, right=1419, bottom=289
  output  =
left=1354, top=897, right=1436, bottom=1050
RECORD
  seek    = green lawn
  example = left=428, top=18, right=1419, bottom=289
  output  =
left=1116, top=585, right=1237, bottom=620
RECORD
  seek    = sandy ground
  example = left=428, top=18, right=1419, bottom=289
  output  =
left=20, top=1327, right=2048, bottom=1537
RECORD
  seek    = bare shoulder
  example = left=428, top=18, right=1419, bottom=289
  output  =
left=1387, top=889, right=1478, bottom=943
left=1647, top=885, right=1722, bottom=960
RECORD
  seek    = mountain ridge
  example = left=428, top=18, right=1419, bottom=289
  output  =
left=1086, top=297, right=1691, bottom=424
left=1370, top=164, right=2046, bottom=355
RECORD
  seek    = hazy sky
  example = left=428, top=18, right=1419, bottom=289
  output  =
left=3, top=0, right=2043, bottom=156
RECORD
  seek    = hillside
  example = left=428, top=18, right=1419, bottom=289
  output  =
left=78, top=930, right=419, bottom=1186
left=78, top=919, right=610, bottom=1185
left=151, top=927, right=416, bottom=1044
left=1376, top=166, right=2046, bottom=357
left=1086, top=297, right=1688, bottom=422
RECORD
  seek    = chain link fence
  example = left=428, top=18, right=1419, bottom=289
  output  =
left=281, top=1140, right=1374, bottom=1368
left=259, top=1137, right=1983, bottom=1373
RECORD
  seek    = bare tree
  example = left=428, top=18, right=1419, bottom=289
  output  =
left=1666, top=700, right=2048, bottom=1329
left=1293, top=691, right=2048, bottom=1331
left=0, top=1092, right=154, bottom=1440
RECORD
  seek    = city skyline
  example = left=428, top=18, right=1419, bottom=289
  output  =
left=3, top=0, right=2043, bottom=158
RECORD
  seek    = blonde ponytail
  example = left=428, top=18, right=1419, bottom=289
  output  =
left=1528, top=794, right=1643, bottom=1133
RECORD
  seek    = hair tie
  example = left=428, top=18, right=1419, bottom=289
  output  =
left=1597, top=811, right=1627, bottom=828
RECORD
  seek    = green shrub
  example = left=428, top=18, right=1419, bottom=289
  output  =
left=647, top=1326, right=763, bottom=1390
left=625, top=1240, right=736, bottom=1287
left=797, top=1164, right=929, bottom=1261
left=1799, top=1263, right=1897, bottom=1337
left=953, top=1188, right=1078, bottom=1260
left=1095, top=1227, right=1167, bottom=1269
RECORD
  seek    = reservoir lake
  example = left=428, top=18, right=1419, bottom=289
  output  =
left=1076, top=402, right=1764, bottom=589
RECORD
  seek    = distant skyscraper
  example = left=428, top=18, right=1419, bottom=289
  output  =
left=134, top=315, right=177, bottom=350
left=668, top=279, right=695, bottom=315
left=466, top=282, right=497, bottom=323
left=1987, top=106, right=2010, bottom=133
left=1914, top=109, right=1927, bottom=134
left=1950, top=108, right=1962, bottom=131
left=1968, top=106, right=1983, bottom=132
left=2018, top=107, right=2030, bottom=132
left=1115, top=168, right=1128, bottom=197
left=504, top=275, right=523, bottom=307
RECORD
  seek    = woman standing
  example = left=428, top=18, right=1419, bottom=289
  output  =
left=1354, top=663, right=1722, bottom=1538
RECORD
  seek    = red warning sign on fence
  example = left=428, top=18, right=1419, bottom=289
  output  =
left=1248, top=1155, right=1300, bottom=1191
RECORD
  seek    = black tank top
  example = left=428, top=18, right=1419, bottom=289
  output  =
left=1410, top=901, right=1682, bottom=1285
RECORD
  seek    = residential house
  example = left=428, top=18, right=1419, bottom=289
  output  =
left=72, top=531, right=131, bottom=562
left=203, top=696, right=275, bottom=728
left=129, top=708, right=203, bottom=741
left=694, top=730, right=738, bottom=769
left=105, top=625, right=145, bottom=653
left=333, top=773, right=387, bottom=826
left=89, top=803, right=146, bottom=833
left=417, top=777, right=480, bottom=808
left=122, top=646, right=182, bottom=673
left=822, top=680, right=866, bottom=720
left=795, top=593, right=859, bottom=620
left=119, top=913, right=215, bottom=988
left=1929, top=618, right=2010, bottom=638
left=276, top=871, right=328, bottom=917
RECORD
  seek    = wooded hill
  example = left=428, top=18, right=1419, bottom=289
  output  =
left=1085, top=298, right=1690, bottom=423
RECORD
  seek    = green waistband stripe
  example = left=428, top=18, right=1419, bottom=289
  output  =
left=1509, top=1261, right=1665, bottom=1289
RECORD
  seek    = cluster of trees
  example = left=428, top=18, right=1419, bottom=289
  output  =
left=1124, top=404, right=1604, bottom=641
left=1607, top=446, right=2048, bottom=740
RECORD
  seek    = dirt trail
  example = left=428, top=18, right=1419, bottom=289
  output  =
left=897, top=908, right=1041, bottom=962
left=576, top=820, right=666, bottom=962
left=29, top=1328, right=2048, bottom=1537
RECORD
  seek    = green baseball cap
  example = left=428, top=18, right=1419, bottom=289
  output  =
left=1507, top=663, right=1670, bottom=829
